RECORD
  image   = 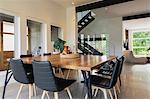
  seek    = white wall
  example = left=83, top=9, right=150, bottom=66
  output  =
left=81, top=17, right=123, bottom=57
left=66, top=7, right=78, bottom=49
left=0, top=0, right=67, bottom=56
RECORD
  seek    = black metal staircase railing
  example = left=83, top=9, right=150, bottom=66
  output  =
left=78, top=11, right=95, bottom=33
left=78, top=38, right=103, bottom=55
left=78, top=43, right=93, bottom=55
left=78, top=11, right=103, bottom=56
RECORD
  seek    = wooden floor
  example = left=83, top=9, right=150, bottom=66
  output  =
left=1, top=62, right=150, bottom=99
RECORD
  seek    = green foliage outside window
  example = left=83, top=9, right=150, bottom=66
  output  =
left=133, top=31, right=150, bottom=38
left=132, top=31, right=150, bottom=55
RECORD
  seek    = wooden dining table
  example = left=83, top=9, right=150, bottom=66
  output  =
left=22, top=54, right=115, bottom=71
left=22, top=54, right=116, bottom=99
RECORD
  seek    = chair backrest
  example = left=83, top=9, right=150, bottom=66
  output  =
left=118, top=56, right=125, bottom=76
left=32, top=61, right=57, bottom=91
left=109, top=59, right=120, bottom=88
left=99, top=60, right=115, bottom=71
left=20, top=54, right=32, bottom=58
left=9, top=59, right=30, bottom=84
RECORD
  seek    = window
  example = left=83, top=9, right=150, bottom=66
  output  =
left=132, top=30, right=150, bottom=56
left=3, top=22, right=14, bottom=51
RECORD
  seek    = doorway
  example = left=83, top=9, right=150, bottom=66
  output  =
left=27, top=20, right=42, bottom=55
left=0, top=13, right=14, bottom=70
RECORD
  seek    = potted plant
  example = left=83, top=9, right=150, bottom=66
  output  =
left=53, top=38, right=66, bottom=53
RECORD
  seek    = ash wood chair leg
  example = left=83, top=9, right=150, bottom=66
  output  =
left=66, top=70, right=71, bottom=79
left=33, top=83, right=36, bottom=96
left=113, top=87, right=118, bottom=99
left=94, top=88, right=99, bottom=97
left=84, top=93, right=88, bottom=99
left=116, top=83, right=120, bottom=94
left=46, top=91, right=50, bottom=99
left=92, top=88, right=95, bottom=96
left=66, top=88, right=72, bottom=99
left=29, top=84, right=33, bottom=99
left=41, top=91, right=46, bottom=99
left=16, top=84, right=24, bottom=99
left=108, top=89, right=113, bottom=99
left=54, top=92, right=58, bottom=99
left=103, top=89, right=108, bottom=99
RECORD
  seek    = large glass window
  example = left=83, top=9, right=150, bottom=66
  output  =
left=132, top=30, right=150, bottom=55
left=3, top=22, right=14, bottom=51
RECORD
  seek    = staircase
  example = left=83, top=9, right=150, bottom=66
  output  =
left=78, top=11, right=95, bottom=33
left=77, top=11, right=103, bottom=55
left=78, top=38, right=103, bottom=55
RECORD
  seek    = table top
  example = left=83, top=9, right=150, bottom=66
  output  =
left=21, top=54, right=116, bottom=71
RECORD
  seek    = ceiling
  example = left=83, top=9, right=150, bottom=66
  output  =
left=51, top=0, right=150, bottom=19
left=123, top=17, right=150, bottom=30
left=51, top=0, right=103, bottom=7
left=92, top=0, right=150, bottom=18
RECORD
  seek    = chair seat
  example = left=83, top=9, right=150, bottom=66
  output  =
left=91, top=75, right=111, bottom=89
left=55, top=77, right=76, bottom=92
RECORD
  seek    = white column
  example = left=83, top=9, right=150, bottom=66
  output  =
left=20, top=16, right=28, bottom=55
left=66, top=6, right=78, bottom=49
left=14, top=16, right=21, bottom=58
left=41, top=23, right=47, bottom=53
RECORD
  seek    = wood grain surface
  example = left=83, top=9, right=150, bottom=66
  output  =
left=21, top=54, right=116, bottom=71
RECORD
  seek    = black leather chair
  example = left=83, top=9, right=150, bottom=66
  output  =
left=9, top=59, right=36, bottom=99
left=89, top=59, right=121, bottom=99
left=96, top=56, right=124, bottom=84
left=20, top=54, right=36, bottom=87
left=32, top=61, right=76, bottom=99
left=93, top=56, right=125, bottom=97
